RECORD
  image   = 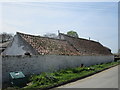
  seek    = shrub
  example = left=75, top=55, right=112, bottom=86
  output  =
left=72, top=68, right=84, bottom=73
left=29, top=72, right=59, bottom=87
left=24, top=61, right=119, bottom=89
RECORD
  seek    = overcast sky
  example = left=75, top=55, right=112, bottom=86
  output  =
left=0, top=2, right=118, bottom=53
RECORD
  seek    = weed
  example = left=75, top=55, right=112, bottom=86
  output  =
left=21, top=61, right=119, bottom=89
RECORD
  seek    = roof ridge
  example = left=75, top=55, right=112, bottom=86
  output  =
left=16, top=32, right=80, bottom=55
left=16, top=32, right=66, bottom=41
left=59, top=33, right=99, bottom=43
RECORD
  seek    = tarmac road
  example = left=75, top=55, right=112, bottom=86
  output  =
left=56, top=65, right=118, bottom=88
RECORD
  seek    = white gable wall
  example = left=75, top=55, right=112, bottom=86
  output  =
left=2, top=34, right=39, bottom=55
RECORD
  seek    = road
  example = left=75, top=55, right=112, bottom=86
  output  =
left=55, top=65, right=118, bottom=88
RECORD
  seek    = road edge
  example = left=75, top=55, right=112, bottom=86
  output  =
left=46, top=64, right=119, bottom=89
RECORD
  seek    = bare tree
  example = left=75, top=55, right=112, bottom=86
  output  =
left=0, top=32, right=14, bottom=42
left=43, top=33, right=58, bottom=39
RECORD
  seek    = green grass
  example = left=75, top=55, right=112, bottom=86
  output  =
left=5, top=60, right=119, bottom=89
left=24, top=61, right=119, bottom=89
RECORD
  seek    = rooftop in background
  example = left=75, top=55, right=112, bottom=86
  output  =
left=0, top=41, right=12, bottom=54
left=59, top=33, right=112, bottom=55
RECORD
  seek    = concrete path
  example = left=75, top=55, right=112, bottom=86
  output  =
left=55, top=66, right=118, bottom=88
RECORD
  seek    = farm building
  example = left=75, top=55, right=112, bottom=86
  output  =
left=2, top=32, right=112, bottom=56
left=1, top=32, right=114, bottom=82
left=59, top=33, right=112, bottom=55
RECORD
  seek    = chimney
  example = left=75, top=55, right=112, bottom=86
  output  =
left=89, top=37, right=90, bottom=40
left=58, top=30, right=60, bottom=34
left=58, top=30, right=61, bottom=39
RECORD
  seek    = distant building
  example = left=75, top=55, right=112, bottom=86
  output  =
left=58, top=33, right=112, bottom=55
left=0, top=41, right=11, bottom=54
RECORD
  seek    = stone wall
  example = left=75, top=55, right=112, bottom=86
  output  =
left=1, top=55, right=114, bottom=82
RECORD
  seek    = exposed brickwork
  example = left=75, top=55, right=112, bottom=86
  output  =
left=17, top=32, right=80, bottom=55
left=59, top=33, right=112, bottom=55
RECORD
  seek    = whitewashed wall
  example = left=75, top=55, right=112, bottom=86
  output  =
left=2, top=55, right=114, bottom=82
left=2, top=34, right=39, bottom=55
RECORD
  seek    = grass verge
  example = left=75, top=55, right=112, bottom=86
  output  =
left=5, top=60, right=120, bottom=89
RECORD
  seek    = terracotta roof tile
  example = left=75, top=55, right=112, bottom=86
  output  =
left=59, top=33, right=112, bottom=55
left=17, top=32, right=80, bottom=55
